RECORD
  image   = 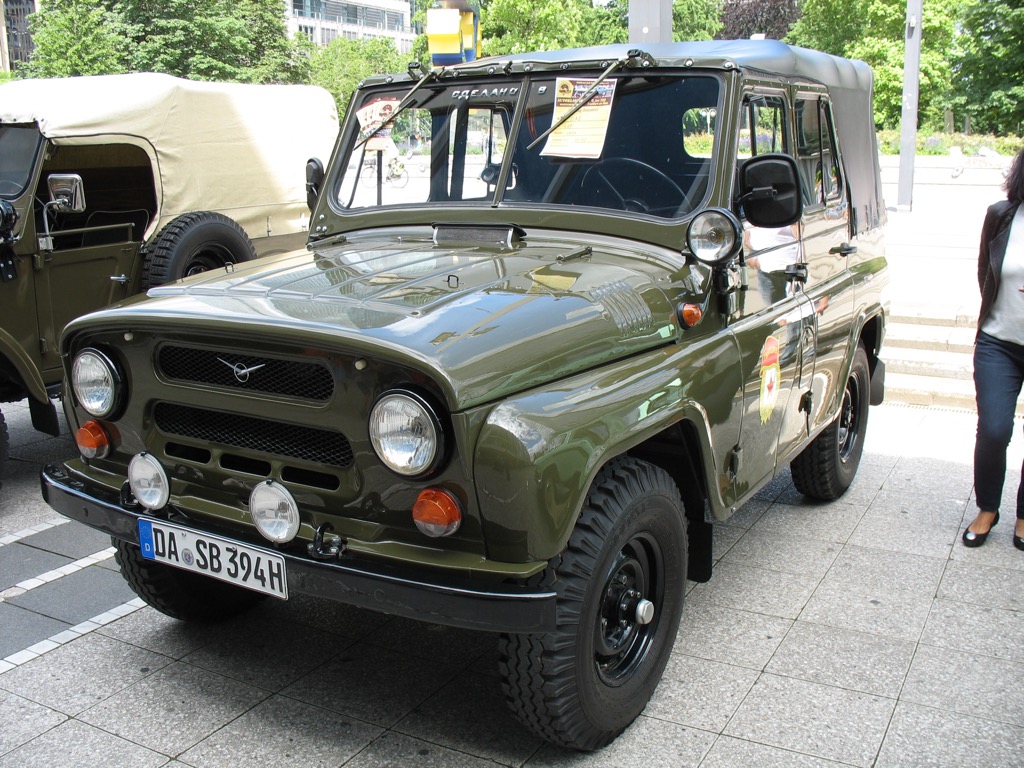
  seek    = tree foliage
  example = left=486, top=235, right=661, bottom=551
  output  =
left=786, top=0, right=866, bottom=56
left=21, top=0, right=127, bottom=77
left=481, top=0, right=590, bottom=55
left=478, top=0, right=720, bottom=53
left=672, top=0, right=722, bottom=42
left=720, top=0, right=797, bottom=41
left=309, top=37, right=407, bottom=119
left=786, top=0, right=955, bottom=130
left=24, top=0, right=309, bottom=83
left=950, top=0, right=1024, bottom=136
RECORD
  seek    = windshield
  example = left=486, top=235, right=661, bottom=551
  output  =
left=334, top=73, right=721, bottom=220
left=0, top=125, right=41, bottom=200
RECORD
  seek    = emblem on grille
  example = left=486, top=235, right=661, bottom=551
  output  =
left=217, top=357, right=266, bottom=383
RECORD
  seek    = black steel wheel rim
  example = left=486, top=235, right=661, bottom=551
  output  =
left=838, top=373, right=862, bottom=462
left=593, top=531, right=662, bottom=686
left=183, top=245, right=233, bottom=277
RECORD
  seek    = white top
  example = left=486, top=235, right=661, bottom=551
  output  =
left=982, top=204, right=1024, bottom=345
left=0, top=74, right=339, bottom=240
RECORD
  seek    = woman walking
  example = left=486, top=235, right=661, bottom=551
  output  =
left=963, top=147, right=1024, bottom=550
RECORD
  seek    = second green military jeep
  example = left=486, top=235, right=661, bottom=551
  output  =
left=42, top=41, right=888, bottom=749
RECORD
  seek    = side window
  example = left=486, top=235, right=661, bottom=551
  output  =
left=739, top=93, right=799, bottom=310
left=795, top=96, right=844, bottom=206
left=448, top=106, right=513, bottom=201
left=682, top=106, right=716, bottom=158
left=737, top=94, right=787, bottom=159
left=820, top=102, right=842, bottom=202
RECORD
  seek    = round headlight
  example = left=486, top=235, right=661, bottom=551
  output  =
left=687, top=208, right=741, bottom=264
left=128, top=453, right=169, bottom=510
left=72, top=348, right=121, bottom=418
left=369, top=391, right=443, bottom=477
left=250, top=480, right=300, bottom=543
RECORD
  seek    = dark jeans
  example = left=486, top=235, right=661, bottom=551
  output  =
left=974, top=331, right=1024, bottom=518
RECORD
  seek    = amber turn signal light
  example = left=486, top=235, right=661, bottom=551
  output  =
left=412, top=487, right=462, bottom=538
left=678, top=303, right=703, bottom=328
left=76, top=420, right=111, bottom=459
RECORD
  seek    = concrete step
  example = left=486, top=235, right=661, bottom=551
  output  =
left=889, top=310, right=977, bottom=329
left=881, top=345, right=973, bottom=381
left=881, top=313, right=1024, bottom=416
left=884, top=322, right=976, bottom=354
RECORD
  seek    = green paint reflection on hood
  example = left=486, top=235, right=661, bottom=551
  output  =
left=142, top=234, right=683, bottom=409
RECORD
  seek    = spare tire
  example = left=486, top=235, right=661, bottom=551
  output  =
left=139, top=211, right=256, bottom=289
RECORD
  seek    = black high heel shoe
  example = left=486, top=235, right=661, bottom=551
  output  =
left=1013, top=523, right=1024, bottom=552
left=962, top=511, right=999, bottom=548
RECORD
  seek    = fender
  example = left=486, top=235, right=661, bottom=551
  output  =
left=473, top=332, right=743, bottom=562
left=0, top=324, right=50, bottom=404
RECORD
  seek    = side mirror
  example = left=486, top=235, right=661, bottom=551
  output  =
left=737, top=154, right=801, bottom=228
left=306, top=157, right=325, bottom=212
left=47, top=173, right=86, bottom=213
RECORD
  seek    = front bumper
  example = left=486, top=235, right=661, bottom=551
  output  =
left=41, top=463, right=557, bottom=633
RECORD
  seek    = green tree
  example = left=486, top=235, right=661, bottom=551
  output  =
left=310, top=37, right=407, bottom=119
left=672, top=0, right=722, bottom=41
left=26, top=0, right=309, bottom=84
left=950, top=0, right=1024, bottom=136
left=786, top=0, right=867, bottom=56
left=234, top=0, right=313, bottom=84
left=21, top=0, right=127, bottom=78
left=117, top=0, right=254, bottom=81
left=481, top=0, right=721, bottom=51
left=786, top=0, right=955, bottom=130
left=481, top=0, right=590, bottom=55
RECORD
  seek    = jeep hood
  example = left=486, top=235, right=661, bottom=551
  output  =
left=112, top=233, right=688, bottom=409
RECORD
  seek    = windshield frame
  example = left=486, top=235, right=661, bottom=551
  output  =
left=326, top=69, right=725, bottom=226
left=0, top=123, right=42, bottom=201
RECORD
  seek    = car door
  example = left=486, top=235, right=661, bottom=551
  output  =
left=729, top=89, right=818, bottom=498
left=775, top=92, right=855, bottom=459
left=33, top=227, right=139, bottom=375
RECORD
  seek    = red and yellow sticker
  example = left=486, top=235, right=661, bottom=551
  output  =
left=759, top=336, right=781, bottom=423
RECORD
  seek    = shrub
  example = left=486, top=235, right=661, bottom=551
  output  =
left=876, top=130, right=1023, bottom=156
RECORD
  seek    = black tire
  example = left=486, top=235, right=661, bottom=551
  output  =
left=791, top=344, right=870, bottom=500
left=113, top=538, right=265, bottom=622
left=498, top=457, right=688, bottom=750
left=139, top=211, right=256, bottom=290
left=0, top=408, right=8, bottom=489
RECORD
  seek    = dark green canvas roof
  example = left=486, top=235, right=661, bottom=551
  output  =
left=481, top=40, right=885, bottom=234
left=371, top=39, right=885, bottom=234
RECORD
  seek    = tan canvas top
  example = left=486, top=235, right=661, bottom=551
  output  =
left=0, top=73, right=339, bottom=239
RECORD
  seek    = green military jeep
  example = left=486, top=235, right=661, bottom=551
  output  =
left=0, top=73, right=338, bottom=482
left=42, top=41, right=888, bottom=750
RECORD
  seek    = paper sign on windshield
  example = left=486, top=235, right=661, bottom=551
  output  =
left=541, top=78, right=617, bottom=159
left=356, top=98, right=401, bottom=153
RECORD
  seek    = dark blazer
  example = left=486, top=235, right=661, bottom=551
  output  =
left=978, top=200, right=1021, bottom=330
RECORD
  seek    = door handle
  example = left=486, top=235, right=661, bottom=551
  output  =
left=829, top=243, right=857, bottom=256
left=110, top=274, right=129, bottom=284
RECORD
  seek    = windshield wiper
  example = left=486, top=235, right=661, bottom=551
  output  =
left=354, top=63, right=442, bottom=151
left=526, top=49, right=655, bottom=151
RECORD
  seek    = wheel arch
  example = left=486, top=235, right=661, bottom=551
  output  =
left=475, top=394, right=721, bottom=572
left=0, top=326, right=49, bottom=404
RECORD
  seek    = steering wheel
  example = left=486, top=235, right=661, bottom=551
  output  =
left=0, top=180, right=23, bottom=197
left=580, top=158, right=689, bottom=214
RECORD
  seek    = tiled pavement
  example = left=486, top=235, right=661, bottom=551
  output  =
left=2, top=396, right=1022, bottom=767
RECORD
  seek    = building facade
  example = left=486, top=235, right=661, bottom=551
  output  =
left=286, top=0, right=416, bottom=53
left=1, top=0, right=38, bottom=72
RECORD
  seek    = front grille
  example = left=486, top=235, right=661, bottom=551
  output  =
left=154, top=402, right=353, bottom=467
left=158, top=345, right=334, bottom=402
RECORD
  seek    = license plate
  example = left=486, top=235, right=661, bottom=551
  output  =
left=138, top=519, right=288, bottom=599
